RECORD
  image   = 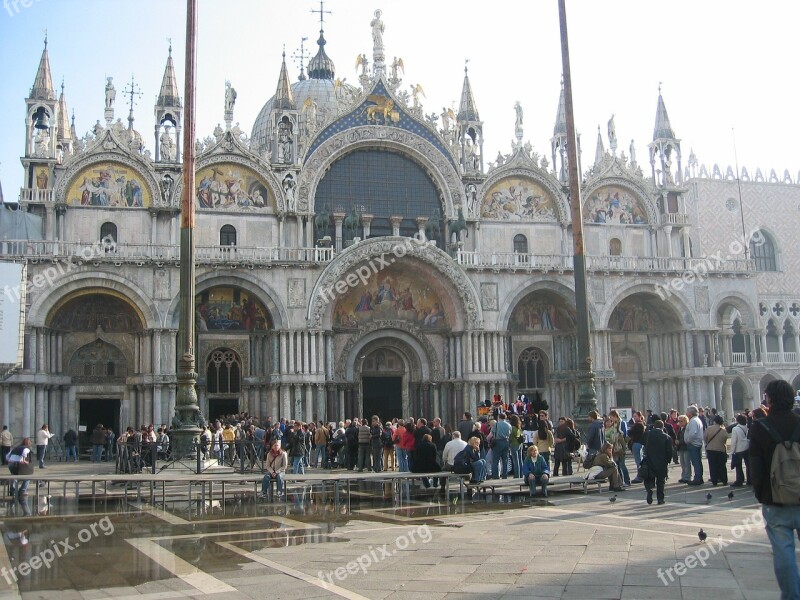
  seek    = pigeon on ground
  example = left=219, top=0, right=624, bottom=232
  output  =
left=706, top=493, right=713, bottom=504
left=698, top=528, right=707, bottom=543
left=609, top=495, right=617, bottom=504
left=727, top=491, right=734, bottom=501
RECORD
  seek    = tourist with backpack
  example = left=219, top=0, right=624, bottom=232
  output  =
left=381, top=422, right=395, bottom=471
left=750, top=379, right=800, bottom=600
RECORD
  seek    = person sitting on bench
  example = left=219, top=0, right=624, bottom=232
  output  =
left=591, top=442, right=625, bottom=492
left=453, top=436, right=487, bottom=484
left=523, top=445, right=550, bottom=497
left=260, top=440, right=287, bottom=499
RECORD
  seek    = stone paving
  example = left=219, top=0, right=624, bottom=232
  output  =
left=0, top=461, right=790, bottom=600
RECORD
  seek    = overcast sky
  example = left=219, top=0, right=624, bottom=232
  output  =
left=1, top=0, right=798, bottom=195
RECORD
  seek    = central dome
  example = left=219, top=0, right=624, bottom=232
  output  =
left=250, top=29, right=358, bottom=157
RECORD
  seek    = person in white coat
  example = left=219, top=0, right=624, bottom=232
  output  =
left=729, top=414, right=751, bottom=487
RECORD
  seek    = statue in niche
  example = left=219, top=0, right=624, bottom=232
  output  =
left=466, top=183, right=478, bottom=217
left=160, top=125, right=176, bottom=161
left=278, top=120, right=293, bottom=163
left=283, top=173, right=297, bottom=212
left=160, top=174, right=173, bottom=203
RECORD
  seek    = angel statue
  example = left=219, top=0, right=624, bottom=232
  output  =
left=440, top=107, right=456, bottom=134
left=390, top=57, right=404, bottom=81
left=410, top=84, right=425, bottom=109
left=355, top=53, right=369, bottom=77
left=302, top=97, right=318, bottom=135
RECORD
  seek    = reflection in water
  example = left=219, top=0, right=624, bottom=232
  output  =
left=0, top=479, right=533, bottom=592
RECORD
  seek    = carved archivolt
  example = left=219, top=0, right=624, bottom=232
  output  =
left=335, top=319, right=441, bottom=382
left=479, top=165, right=570, bottom=223
left=298, top=127, right=463, bottom=216
left=582, top=160, right=659, bottom=225
left=55, top=147, right=160, bottom=208
left=306, top=236, right=482, bottom=330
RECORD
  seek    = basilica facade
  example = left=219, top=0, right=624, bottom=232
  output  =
left=5, top=12, right=800, bottom=442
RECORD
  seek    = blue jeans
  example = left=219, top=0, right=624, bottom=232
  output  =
left=65, top=445, right=78, bottom=461
left=92, top=444, right=104, bottom=462
left=615, top=455, right=630, bottom=485
left=262, top=473, right=284, bottom=496
left=687, top=444, right=704, bottom=482
left=314, top=445, right=326, bottom=467
left=396, top=448, right=409, bottom=472
left=510, top=446, right=522, bottom=477
left=491, top=440, right=510, bottom=479
left=762, top=504, right=800, bottom=600
left=291, top=455, right=304, bottom=474
left=631, top=442, right=643, bottom=468
left=526, top=473, right=549, bottom=496
left=470, top=459, right=487, bottom=482
left=36, top=445, right=46, bottom=468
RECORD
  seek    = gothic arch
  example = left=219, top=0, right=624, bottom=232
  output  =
left=28, top=273, right=159, bottom=330
left=307, top=237, right=482, bottom=330
left=711, top=293, right=757, bottom=329
left=300, top=129, right=464, bottom=218
left=337, top=322, right=439, bottom=382
left=165, top=271, right=288, bottom=329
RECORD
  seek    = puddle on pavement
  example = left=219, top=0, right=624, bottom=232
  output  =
left=0, top=480, right=552, bottom=592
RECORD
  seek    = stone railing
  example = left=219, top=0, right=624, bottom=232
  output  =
left=659, top=213, right=691, bottom=226
left=456, top=251, right=756, bottom=274
left=19, top=188, right=54, bottom=203
left=0, top=240, right=335, bottom=266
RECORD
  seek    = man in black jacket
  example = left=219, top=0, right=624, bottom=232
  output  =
left=457, top=412, right=475, bottom=441
left=750, top=379, right=800, bottom=600
left=642, top=420, right=673, bottom=505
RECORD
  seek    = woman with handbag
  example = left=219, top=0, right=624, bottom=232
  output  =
left=704, top=415, right=729, bottom=485
left=509, top=414, right=524, bottom=478
left=605, top=414, right=631, bottom=487
left=729, top=414, right=750, bottom=486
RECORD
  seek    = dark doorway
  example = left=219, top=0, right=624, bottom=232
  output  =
left=362, top=377, right=403, bottom=421
left=615, top=389, right=633, bottom=408
left=209, top=398, right=239, bottom=422
left=79, top=398, right=120, bottom=452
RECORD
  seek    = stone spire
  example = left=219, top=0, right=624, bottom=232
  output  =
left=154, top=43, right=182, bottom=163
left=30, top=36, right=55, bottom=101
left=594, top=126, right=605, bottom=166
left=57, top=80, right=71, bottom=142
left=653, top=85, right=675, bottom=140
left=648, top=84, right=682, bottom=187
left=551, top=78, right=568, bottom=182
left=274, top=51, right=296, bottom=110
left=157, top=43, right=182, bottom=108
left=457, top=64, right=480, bottom=122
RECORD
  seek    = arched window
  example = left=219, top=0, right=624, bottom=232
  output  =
left=206, top=349, right=241, bottom=394
left=220, top=225, right=237, bottom=246
left=513, top=234, right=528, bottom=254
left=750, top=233, right=777, bottom=271
left=517, top=348, right=546, bottom=390
left=100, top=222, right=117, bottom=244
left=609, top=238, right=622, bottom=256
